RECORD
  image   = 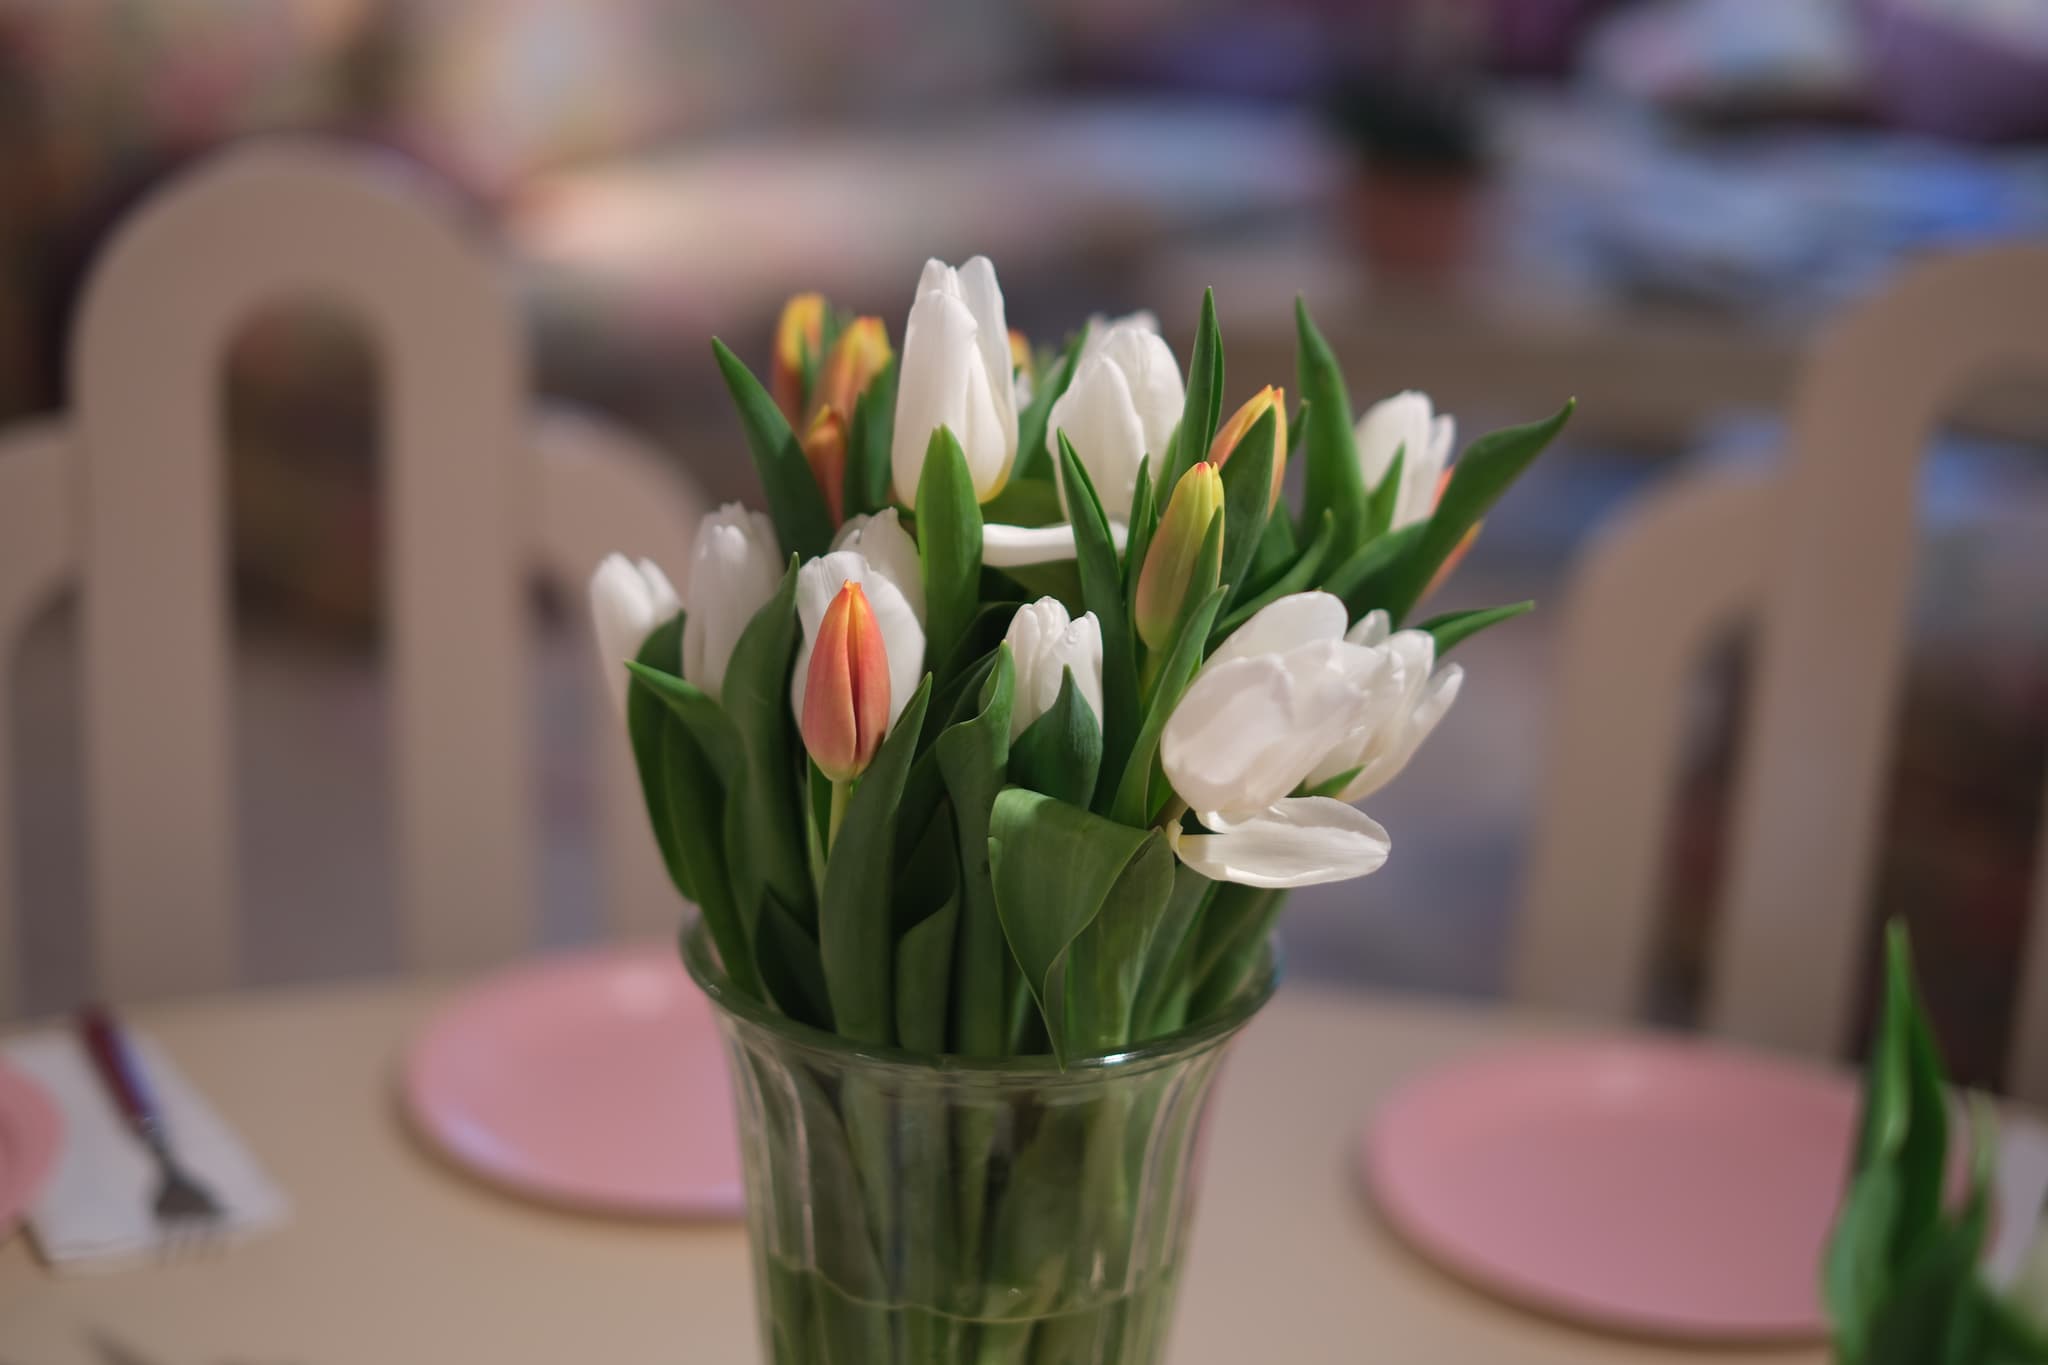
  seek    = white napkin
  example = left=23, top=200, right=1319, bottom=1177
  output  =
left=3, top=1029, right=290, bottom=1273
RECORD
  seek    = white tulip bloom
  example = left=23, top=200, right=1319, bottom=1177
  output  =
left=589, top=553, right=682, bottom=715
left=678, top=504, right=781, bottom=702
left=1159, top=592, right=1394, bottom=888
left=1079, top=311, right=1160, bottom=364
left=892, top=256, right=1017, bottom=506
left=790, top=550, right=926, bottom=733
left=1046, top=321, right=1183, bottom=525
left=831, top=508, right=926, bottom=626
left=1305, top=611, right=1463, bottom=803
left=1003, top=597, right=1103, bottom=741
left=1355, top=390, right=1457, bottom=531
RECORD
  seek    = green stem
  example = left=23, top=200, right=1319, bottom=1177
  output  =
left=828, top=777, right=852, bottom=849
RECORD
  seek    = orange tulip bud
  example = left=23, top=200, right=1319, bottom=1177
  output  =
left=1007, top=328, right=1034, bottom=382
left=1135, top=461, right=1224, bottom=651
left=1208, top=385, right=1287, bottom=510
left=802, top=407, right=849, bottom=526
left=772, top=293, right=827, bottom=428
left=813, top=316, right=892, bottom=421
left=801, top=581, right=892, bottom=782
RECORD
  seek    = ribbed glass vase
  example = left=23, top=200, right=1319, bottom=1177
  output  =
left=682, top=917, right=1277, bottom=1365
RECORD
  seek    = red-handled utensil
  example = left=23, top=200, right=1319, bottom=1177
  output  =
left=77, top=1006, right=222, bottom=1248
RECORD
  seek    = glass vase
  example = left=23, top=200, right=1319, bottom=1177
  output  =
left=681, top=917, right=1278, bottom=1365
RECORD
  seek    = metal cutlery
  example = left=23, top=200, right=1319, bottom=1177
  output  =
left=77, top=1005, right=223, bottom=1254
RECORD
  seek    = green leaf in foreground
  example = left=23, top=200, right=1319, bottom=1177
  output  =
left=1295, top=297, right=1367, bottom=550
left=719, top=558, right=812, bottom=936
left=1057, top=433, right=1140, bottom=807
left=842, top=357, right=897, bottom=520
left=1415, top=601, right=1535, bottom=658
left=937, top=649, right=1017, bottom=1057
left=1161, top=289, right=1223, bottom=496
left=711, top=338, right=835, bottom=561
left=1215, top=405, right=1276, bottom=614
left=1213, top=509, right=1335, bottom=643
left=818, top=677, right=933, bottom=1045
left=1008, top=667, right=1102, bottom=809
left=916, top=427, right=984, bottom=689
left=1373, top=400, right=1575, bottom=624
left=988, top=789, right=1173, bottom=1065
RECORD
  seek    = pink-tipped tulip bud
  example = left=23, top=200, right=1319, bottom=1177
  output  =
left=771, top=292, right=827, bottom=429
left=800, top=581, right=892, bottom=782
left=1135, top=461, right=1224, bottom=651
left=1208, top=385, right=1287, bottom=511
left=802, top=407, right=849, bottom=526
left=813, top=316, right=892, bottom=423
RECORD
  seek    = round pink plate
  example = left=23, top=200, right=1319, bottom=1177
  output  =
left=404, top=945, right=742, bottom=1218
left=1365, top=1037, right=1859, bottom=1342
left=0, top=1058, right=62, bottom=1238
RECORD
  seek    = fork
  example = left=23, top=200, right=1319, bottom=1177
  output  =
left=78, top=1005, right=224, bottom=1252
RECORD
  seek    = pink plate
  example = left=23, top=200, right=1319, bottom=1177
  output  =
left=1365, top=1037, right=1859, bottom=1342
left=0, top=1058, right=62, bottom=1238
left=404, top=945, right=742, bottom=1218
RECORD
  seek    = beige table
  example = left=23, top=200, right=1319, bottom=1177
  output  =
left=0, top=975, right=1824, bottom=1365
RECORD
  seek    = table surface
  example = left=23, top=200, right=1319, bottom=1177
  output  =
left=0, top=973, right=1828, bottom=1365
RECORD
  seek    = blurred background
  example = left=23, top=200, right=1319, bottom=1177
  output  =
left=4, top=0, right=2046, bottom=1083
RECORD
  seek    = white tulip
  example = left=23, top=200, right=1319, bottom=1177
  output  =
left=790, top=550, right=926, bottom=733
left=892, top=256, right=1017, bottom=506
left=1159, top=592, right=1393, bottom=888
left=1305, top=611, right=1463, bottom=803
left=1079, top=311, right=1160, bottom=365
left=1003, top=598, right=1103, bottom=741
left=678, top=503, right=781, bottom=702
left=1046, top=321, right=1183, bottom=525
left=589, top=553, right=681, bottom=715
left=1355, top=390, right=1456, bottom=530
left=831, top=509, right=926, bottom=626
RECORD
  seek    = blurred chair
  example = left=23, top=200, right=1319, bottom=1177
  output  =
left=0, top=142, right=706, bottom=1015
left=1515, top=244, right=2048, bottom=1102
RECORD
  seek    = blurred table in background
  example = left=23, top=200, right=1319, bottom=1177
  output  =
left=0, top=974, right=1832, bottom=1365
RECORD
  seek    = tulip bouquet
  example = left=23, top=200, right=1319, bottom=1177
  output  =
left=591, top=256, right=1569, bottom=1364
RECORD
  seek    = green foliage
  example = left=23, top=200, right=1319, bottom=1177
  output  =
left=1826, top=922, right=2048, bottom=1365
left=711, top=339, right=835, bottom=561
left=1295, top=298, right=1368, bottom=549
left=1161, top=289, right=1223, bottom=496
left=915, top=427, right=984, bottom=690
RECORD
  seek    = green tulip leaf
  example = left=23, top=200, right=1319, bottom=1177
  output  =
left=1111, top=581, right=1227, bottom=829
left=1372, top=401, right=1575, bottom=624
left=935, top=648, right=1017, bottom=1057
left=622, top=660, right=739, bottom=780
left=819, top=675, right=934, bottom=1045
left=1322, top=521, right=1427, bottom=623
left=1416, top=601, right=1536, bottom=658
left=1364, top=443, right=1406, bottom=540
left=1162, top=289, right=1223, bottom=496
left=843, top=357, right=897, bottom=520
left=625, top=612, right=691, bottom=900
left=988, top=788, right=1173, bottom=1065
left=1056, top=432, right=1139, bottom=808
left=711, top=338, right=835, bottom=561
left=916, top=427, right=984, bottom=690
left=1008, top=667, right=1102, bottom=809
left=981, top=477, right=1066, bottom=528
left=754, top=887, right=831, bottom=1028
left=719, top=557, right=812, bottom=938
left=1295, top=298, right=1368, bottom=550
left=1122, top=453, right=1158, bottom=616
left=893, top=805, right=960, bottom=1055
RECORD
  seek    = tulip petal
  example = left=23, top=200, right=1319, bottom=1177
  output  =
left=981, top=519, right=1127, bottom=568
left=1201, top=591, right=1349, bottom=678
left=1160, top=640, right=1384, bottom=815
left=832, top=509, right=926, bottom=625
left=682, top=505, right=780, bottom=702
left=1171, top=798, right=1391, bottom=888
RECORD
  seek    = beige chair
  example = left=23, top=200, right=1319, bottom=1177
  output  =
left=0, top=142, right=706, bottom=1015
left=1515, top=243, right=2048, bottom=1103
